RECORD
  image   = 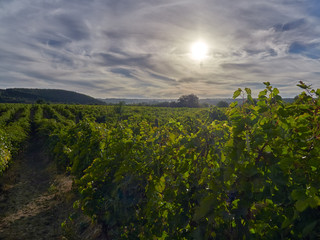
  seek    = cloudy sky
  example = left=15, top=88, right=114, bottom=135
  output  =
left=1, top=0, right=320, bottom=98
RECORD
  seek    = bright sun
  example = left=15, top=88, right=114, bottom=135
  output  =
left=191, top=41, right=209, bottom=60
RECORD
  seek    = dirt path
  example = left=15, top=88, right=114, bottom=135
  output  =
left=0, top=136, right=73, bottom=240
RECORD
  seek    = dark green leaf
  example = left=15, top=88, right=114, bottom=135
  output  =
left=281, top=217, right=293, bottom=229
left=295, top=199, right=308, bottom=212
left=302, top=221, right=317, bottom=237
left=291, top=189, right=305, bottom=201
left=193, top=195, right=216, bottom=221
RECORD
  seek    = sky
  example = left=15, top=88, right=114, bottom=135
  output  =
left=1, top=0, right=320, bottom=99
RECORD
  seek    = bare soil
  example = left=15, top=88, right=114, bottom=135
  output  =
left=0, top=136, right=73, bottom=240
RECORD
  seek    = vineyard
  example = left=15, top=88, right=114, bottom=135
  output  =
left=0, top=82, right=320, bottom=239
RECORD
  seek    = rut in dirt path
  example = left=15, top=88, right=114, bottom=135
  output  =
left=0, top=135, right=73, bottom=240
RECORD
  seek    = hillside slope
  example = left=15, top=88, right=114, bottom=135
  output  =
left=0, top=88, right=104, bottom=105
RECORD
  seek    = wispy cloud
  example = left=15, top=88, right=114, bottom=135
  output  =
left=0, top=0, right=319, bottom=98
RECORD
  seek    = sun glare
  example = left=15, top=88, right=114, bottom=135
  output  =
left=191, top=41, right=209, bottom=61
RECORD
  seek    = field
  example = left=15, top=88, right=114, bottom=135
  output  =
left=1, top=82, right=320, bottom=239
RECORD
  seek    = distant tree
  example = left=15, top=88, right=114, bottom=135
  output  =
left=114, top=101, right=125, bottom=115
left=155, top=101, right=176, bottom=107
left=177, top=94, right=199, bottom=108
left=201, top=102, right=209, bottom=108
left=36, top=99, right=45, bottom=104
left=216, top=101, right=229, bottom=108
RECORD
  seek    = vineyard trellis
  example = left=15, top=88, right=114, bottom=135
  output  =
left=0, top=82, right=320, bottom=239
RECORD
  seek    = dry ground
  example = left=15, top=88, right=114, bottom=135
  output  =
left=0, top=136, right=74, bottom=240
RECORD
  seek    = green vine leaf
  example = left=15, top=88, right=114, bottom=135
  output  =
left=233, top=88, right=242, bottom=99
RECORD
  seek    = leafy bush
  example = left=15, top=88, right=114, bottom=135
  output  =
left=0, top=129, right=11, bottom=174
left=62, top=82, right=320, bottom=239
left=2, top=83, right=319, bottom=239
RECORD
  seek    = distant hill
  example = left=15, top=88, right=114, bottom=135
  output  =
left=0, top=88, right=104, bottom=105
left=99, top=98, right=176, bottom=105
left=100, top=98, right=239, bottom=105
left=100, top=97, right=295, bottom=106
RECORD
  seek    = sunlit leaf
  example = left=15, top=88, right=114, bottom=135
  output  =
left=245, top=88, right=251, bottom=95
left=233, top=88, right=242, bottom=99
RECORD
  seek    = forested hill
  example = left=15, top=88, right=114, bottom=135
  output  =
left=0, top=88, right=104, bottom=105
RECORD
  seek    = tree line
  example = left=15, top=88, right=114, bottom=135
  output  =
left=154, top=94, right=229, bottom=108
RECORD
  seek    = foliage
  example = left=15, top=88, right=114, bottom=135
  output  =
left=208, top=106, right=227, bottom=121
left=178, top=94, right=200, bottom=108
left=40, top=82, right=320, bottom=239
left=0, top=104, right=31, bottom=174
left=0, top=129, right=11, bottom=174
left=114, top=101, right=125, bottom=116
left=1, top=82, right=320, bottom=239
left=216, top=100, right=229, bottom=108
